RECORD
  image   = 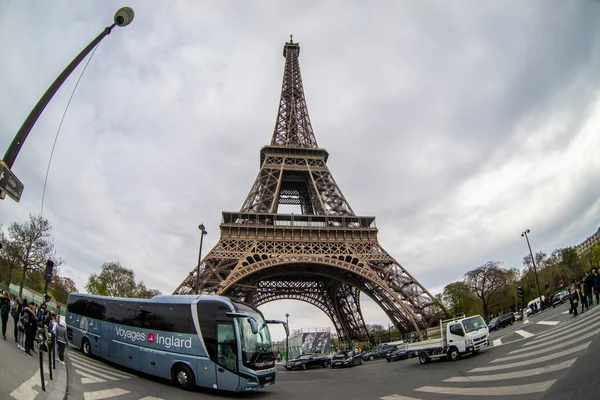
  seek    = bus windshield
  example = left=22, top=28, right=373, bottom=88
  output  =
left=234, top=303, right=274, bottom=370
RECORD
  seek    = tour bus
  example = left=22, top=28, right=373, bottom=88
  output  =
left=66, top=293, right=277, bottom=392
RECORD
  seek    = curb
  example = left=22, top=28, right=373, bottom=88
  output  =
left=47, top=359, right=68, bottom=400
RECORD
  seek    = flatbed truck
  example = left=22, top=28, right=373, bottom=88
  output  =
left=406, top=315, right=489, bottom=364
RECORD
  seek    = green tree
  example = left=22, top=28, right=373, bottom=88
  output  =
left=86, top=262, right=161, bottom=298
left=442, top=281, right=479, bottom=317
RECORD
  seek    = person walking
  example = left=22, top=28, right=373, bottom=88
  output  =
left=55, top=315, right=67, bottom=364
left=23, top=303, right=38, bottom=356
left=0, top=290, right=11, bottom=340
left=584, top=272, right=594, bottom=306
left=11, top=297, right=22, bottom=343
left=579, top=280, right=588, bottom=313
left=594, top=269, right=600, bottom=306
left=570, top=286, right=579, bottom=317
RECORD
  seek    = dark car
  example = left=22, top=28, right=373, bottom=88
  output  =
left=497, top=312, right=515, bottom=328
left=331, top=350, right=363, bottom=368
left=385, top=344, right=408, bottom=362
left=362, top=345, right=396, bottom=361
left=488, top=317, right=499, bottom=331
left=284, top=354, right=331, bottom=371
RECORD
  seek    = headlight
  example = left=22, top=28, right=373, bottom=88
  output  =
left=465, top=339, right=473, bottom=346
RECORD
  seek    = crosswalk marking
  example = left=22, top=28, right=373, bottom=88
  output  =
left=68, top=352, right=136, bottom=378
left=70, top=360, right=127, bottom=380
left=9, top=371, right=47, bottom=400
left=84, top=388, right=130, bottom=400
left=512, top=319, right=600, bottom=353
left=515, top=329, right=535, bottom=338
left=529, top=310, right=600, bottom=343
left=469, top=341, right=590, bottom=372
left=536, top=320, right=560, bottom=326
left=498, top=327, right=600, bottom=361
left=492, top=338, right=502, bottom=347
left=380, top=395, right=422, bottom=400
left=415, top=380, right=556, bottom=396
left=74, top=368, right=108, bottom=383
left=444, top=358, right=577, bottom=382
left=139, top=397, right=165, bottom=400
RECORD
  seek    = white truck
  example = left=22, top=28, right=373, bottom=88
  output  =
left=406, top=315, right=490, bottom=364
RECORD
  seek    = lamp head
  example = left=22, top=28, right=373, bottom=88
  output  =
left=286, top=313, right=289, bottom=318
left=114, top=7, right=134, bottom=27
left=199, top=223, right=207, bottom=234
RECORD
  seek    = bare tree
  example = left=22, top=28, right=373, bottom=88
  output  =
left=3, top=214, right=61, bottom=298
left=463, top=261, right=513, bottom=320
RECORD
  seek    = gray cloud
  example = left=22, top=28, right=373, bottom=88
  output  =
left=1, top=0, right=600, bottom=340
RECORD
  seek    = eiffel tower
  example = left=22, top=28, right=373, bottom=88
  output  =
left=173, top=38, right=443, bottom=341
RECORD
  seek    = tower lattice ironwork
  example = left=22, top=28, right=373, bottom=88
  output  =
left=173, top=38, right=444, bottom=341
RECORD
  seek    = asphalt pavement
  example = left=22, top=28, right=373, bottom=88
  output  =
left=0, top=317, right=67, bottom=400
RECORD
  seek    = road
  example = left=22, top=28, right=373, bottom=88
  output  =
left=63, top=301, right=600, bottom=399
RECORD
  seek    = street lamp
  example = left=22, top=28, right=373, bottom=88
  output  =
left=195, top=224, right=208, bottom=294
left=285, top=313, right=289, bottom=364
left=521, top=229, right=544, bottom=310
left=2, top=7, right=135, bottom=169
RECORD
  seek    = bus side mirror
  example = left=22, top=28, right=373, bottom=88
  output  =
left=248, top=317, right=259, bottom=334
left=265, top=319, right=289, bottom=336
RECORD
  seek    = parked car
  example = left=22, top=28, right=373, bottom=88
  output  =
left=362, top=344, right=396, bottom=361
left=385, top=344, right=408, bottom=362
left=552, top=290, right=570, bottom=307
left=488, top=317, right=499, bottom=331
left=496, top=312, right=515, bottom=328
left=331, top=350, right=364, bottom=368
left=284, top=354, right=331, bottom=371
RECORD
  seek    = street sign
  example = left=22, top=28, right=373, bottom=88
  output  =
left=0, top=163, right=24, bottom=202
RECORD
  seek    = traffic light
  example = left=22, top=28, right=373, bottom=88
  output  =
left=517, top=286, right=524, bottom=298
left=44, top=259, right=54, bottom=282
left=44, top=294, right=51, bottom=303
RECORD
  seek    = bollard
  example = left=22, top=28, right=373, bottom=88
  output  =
left=39, top=344, right=45, bottom=392
left=52, top=334, right=56, bottom=370
left=48, top=340, right=52, bottom=380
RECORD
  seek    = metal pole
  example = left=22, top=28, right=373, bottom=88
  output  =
left=52, top=333, right=56, bottom=370
left=285, top=313, right=289, bottom=364
left=523, top=230, right=544, bottom=310
left=48, top=336, right=53, bottom=380
left=2, top=24, right=116, bottom=168
left=39, top=343, right=45, bottom=391
left=195, top=224, right=207, bottom=295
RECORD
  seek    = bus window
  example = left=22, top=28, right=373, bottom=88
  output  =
left=217, top=323, right=237, bottom=372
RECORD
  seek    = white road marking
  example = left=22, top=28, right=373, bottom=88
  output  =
left=139, top=397, right=165, bottom=400
left=74, top=368, right=108, bottom=383
left=9, top=372, right=45, bottom=400
left=380, top=396, right=422, bottom=400
left=445, top=358, right=577, bottom=382
left=84, top=388, right=130, bottom=400
left=536, top=320, right=560, bottom=326
left=68, top=352, right=136, bottom=377
left=70, top=360, right=125, bottom=380
left=416, top=380, right=556, bottom=396
left=505, top=327, right=600, bottom=359
left=515, top=329, right=535, bottom=338
left=469, top=341, right=590, bottom=372
left=492, top=338, right=503, bottom=347
left=528, top=311, right=600, bottom=344
left=513, top=320, right=600, bottom=353
left=561, top=310, right=570, bottom=314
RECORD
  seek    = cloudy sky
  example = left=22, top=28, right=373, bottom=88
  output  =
left=1, top=1, right=600, bottom=340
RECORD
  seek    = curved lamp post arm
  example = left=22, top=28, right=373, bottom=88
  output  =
left=2, top=7, right=134, bottom=168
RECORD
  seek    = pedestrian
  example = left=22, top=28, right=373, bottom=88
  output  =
left=584, top=272, right=594, bottom=306
left=594, top=270, right=600, bottom=306
left=570, top=286, right=579, bottom=317
left=579, top=281, right=588, bottom=313
left=11, top=297, right=22, bottom=343
left=17, top=299, right=27, bottom=350
left=0, top=290, right=11, bottom=340
left=23, top=302, right=38, bottom=356
left=55, top=315, right=67, bottom=364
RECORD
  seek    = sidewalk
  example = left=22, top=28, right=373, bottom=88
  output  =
left=0, top=318, right=67, bottom=400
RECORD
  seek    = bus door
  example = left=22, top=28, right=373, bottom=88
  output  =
left=215, top=322, right=239, bottom=391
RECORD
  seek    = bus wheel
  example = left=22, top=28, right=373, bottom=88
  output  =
left=81, top=338, right=91, bottom=357
left=172, top=364, right=195, bottom=391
